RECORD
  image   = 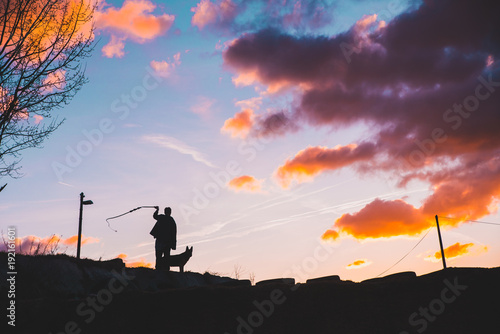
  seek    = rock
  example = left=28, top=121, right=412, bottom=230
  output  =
left=361, top=271, right=417, bottom=284
left=306, top=275, right=341, bottom=284
left=256, top=278, right=295, bottom=286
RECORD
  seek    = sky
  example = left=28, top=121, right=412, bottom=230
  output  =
left=1, top=0, right=500, bottom=283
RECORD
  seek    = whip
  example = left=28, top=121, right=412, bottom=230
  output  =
left=106, top=206, right=157, bottom=232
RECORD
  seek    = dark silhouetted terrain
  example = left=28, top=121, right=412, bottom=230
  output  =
left=1, top=253, right=498, bottom=333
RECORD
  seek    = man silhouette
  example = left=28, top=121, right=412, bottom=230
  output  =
left=150, top=206, right=177, bottom=270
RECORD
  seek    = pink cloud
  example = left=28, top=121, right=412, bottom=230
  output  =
left=33, top=115, right=44, bottom=124
left=190, top=96, right=216, bottom=117
left=42, top=69, right=66, bottom=93
left=191, top=0, right=237, bottom=30
left=0, top=234, right=99, bottom=254
left=101, top=35, right=126, bottom=58
left=150, top=52, right=181, bottom=78
left=97, top=0, right=175, bottom=58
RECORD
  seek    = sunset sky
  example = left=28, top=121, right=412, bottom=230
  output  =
left=1, top=0, right=499, bottom=283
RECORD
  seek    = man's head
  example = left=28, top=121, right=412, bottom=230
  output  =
left=164, top=207, right=172, bottom=216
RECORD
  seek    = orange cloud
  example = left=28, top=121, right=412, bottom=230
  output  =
left=419, top=167, right=500, bottom=223
left=191, top=0, right=236, bottom=30
left=228, top=175, right=263, bottom=193
left=430, top=242, right=474, bottom=261
left=346, top=259, right=372, bottom=270
left=325, top=199, right=432, bottom=240
left=321, top=229, right=339, bottom=241
left=426, top=242, right=489, bottom=262
left=322, top=160, right=500, bottom=241
left=221, top=109, right=254, bottom=138
left=15, top=0, right=95, bottom=61
left=97, top=0, right=175, bottom=58
left=126, top=258, right=154, bottom=268
left=442, top=242, right=474, bottom=259
left=62, top=234, right=100, bottom=246
left=275, top=143, right=377, bottom=188
left=117, top=253, right=154, bottom=268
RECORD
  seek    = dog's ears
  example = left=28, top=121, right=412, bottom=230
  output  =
left=189, top=246, right=193, bottom=252
left=185, top=246, right=189, bottom=251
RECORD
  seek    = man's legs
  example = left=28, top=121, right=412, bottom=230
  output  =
left=155, top=249, right=164, bottom=270
left=165, top=248, right=171, bottom=271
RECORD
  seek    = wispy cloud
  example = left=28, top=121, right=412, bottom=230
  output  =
left=141, top=134, right=216, bottom=168
left=190, top=96, right=216, bottom=117
left=58, top=181, right=75, bottom=187
left=181, top=187, right=428, bottom=247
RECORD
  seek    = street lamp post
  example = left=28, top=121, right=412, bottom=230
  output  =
left=77, top=192, right=93, bottom=259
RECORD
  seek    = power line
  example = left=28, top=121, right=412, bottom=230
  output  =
left=376, top=215, right=498, bottom=279
left=376, top=227, right=433, bottom=277
left=438, top=216, right=500, bottom=226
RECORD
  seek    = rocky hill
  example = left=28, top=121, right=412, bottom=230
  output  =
left=1, top=253, right=498, bottom=333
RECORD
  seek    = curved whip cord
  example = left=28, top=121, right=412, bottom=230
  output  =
left=106, top=206, right=157, bottom=232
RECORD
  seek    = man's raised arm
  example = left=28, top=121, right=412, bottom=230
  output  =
left=153, top=206, right=159, bottom=220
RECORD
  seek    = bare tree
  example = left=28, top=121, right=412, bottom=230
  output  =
left=233, top=264, right=244, bottom=279
left=0, top=0, right=96, bottom=191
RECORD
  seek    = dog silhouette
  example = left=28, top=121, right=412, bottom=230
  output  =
left=163, top=246, right=193, bottom=272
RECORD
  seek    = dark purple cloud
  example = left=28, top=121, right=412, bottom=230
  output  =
left=223, top=0, right=500, bottom=239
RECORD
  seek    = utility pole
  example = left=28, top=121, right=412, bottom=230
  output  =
left=435, top=215, right=447, bottom=270
left=77, top=192, right=93, bottom=259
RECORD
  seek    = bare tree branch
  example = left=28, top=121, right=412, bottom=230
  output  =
left=0, top=0, right=96, bottom=190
